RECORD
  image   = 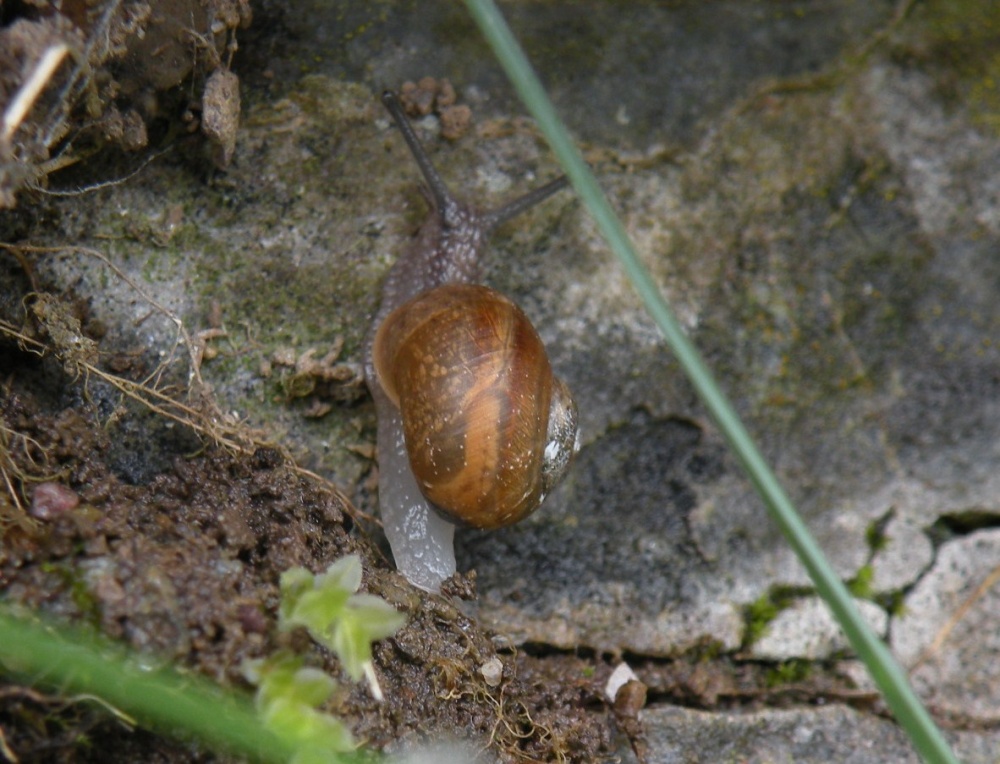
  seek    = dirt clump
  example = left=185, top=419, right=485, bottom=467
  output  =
left=0, top=310, right=619, bottom=761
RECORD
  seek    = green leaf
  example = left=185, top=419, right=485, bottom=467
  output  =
left=244, top=653, right=335, bottom=716
left=288, top=666, right=338, bottom=708
left=315, top=555, right=363, bottom=594
left=277, top=557, right=406, bottom=682
left=242, top=651, right=355, bottom=758
left=285, top=587, right=351, bottom=636
left=263, top=697, right=354, bottom=753
left=346, top=595, right=409, bottom=641
left=279, top=567, right=317, bottom=624
left=330, top=599, right=407, bottom=681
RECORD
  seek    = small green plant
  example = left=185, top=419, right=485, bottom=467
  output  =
left=278, top=555, right=407, bottom=700
left=745, top=593, right=781, bottom=645
left=865, top=516, right=891, bottom=553
left=766, top=658, right=812, bottom=687
left=242, top=555, right=407, bottom=763
left=243, top=651, right=356, bottom=764
left=881, top=590, right=907, bottom=618
left=847, top=564, right=875, bottom=599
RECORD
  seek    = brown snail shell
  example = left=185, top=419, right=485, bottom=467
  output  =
left=365, top=89, right=578, bottom=590
left=373, top=282, right=577, bottom=530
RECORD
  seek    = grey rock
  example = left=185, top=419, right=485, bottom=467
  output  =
left=751, top=596, right=888, bottom=661
left=892, top=529, right=1000, bottom=722
left=643, top=704, right=1000, bottom=764
left=869, top=488, right=936, bottom=594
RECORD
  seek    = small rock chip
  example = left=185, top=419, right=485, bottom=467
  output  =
left=31, top=482, right=80, bottom=520
left=614, top=679, right=648, bottom=717
left=439, top=104, right=472, bottom=141
left=202, top=67, right=241, bottom=167
left=480, top=657, right=503, bottom=687
left=605, top=662, right=639, bottom=702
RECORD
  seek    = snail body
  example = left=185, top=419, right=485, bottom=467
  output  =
left=365, top=91, right=578, bottom=591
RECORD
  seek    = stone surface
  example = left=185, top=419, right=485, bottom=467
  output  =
left=751, top=596, right=888, bottom=661
left=867, top=484, right=937, bottom=594
left=643, top=704, right=1000, bottom=764
left=5, top=0, right=1000, bottom=760
left=892, top=529, right=1000, bottom=722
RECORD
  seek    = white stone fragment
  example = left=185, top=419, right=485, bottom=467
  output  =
left=605, top=662, right=639, bottom=702
left=480, top=657, right=503, bottom=687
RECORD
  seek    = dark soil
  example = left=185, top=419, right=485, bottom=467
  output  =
left=0, top=291, right=622, bottom=761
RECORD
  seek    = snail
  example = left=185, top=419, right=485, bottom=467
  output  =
left=364, top=90, right=579, bottom=592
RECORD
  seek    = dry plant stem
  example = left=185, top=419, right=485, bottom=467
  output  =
left=0, top=685, right=137, bottom=727
left=0, top=316, right=244, bottom=449
left=0, top=442, right=27, bottom=516
left=0, top=685, right=137, bottom=763
left=32, top=148, right=171, bottom=198
left=0, top=725, right=17, bottom=764
left=1, top=318, right=365, bottom=522
left=0, top=243, right=371, bottom=526
left=0, top=421, right=56, bottom=535
left=38, top=0, right=123, bottom=149
left=911, top=561, right=1000, bottom=671
left=2, top=44, right=70, bottom=143
left=4, top=243, right=196, bottom=385
left=1, top=0, right=125, bottom=195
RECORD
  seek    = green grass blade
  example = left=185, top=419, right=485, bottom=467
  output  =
left=460, top=2, right=959, bottom=762
left=0, top=606, right=358, bottom=763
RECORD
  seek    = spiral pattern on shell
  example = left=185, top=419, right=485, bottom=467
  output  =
left=373, top=283, right=573, bottom=529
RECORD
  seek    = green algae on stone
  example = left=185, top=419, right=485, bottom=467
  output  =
left=891, top=0, right=1000, bottom=132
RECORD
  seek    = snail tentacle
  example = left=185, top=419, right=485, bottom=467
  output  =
left=366, top=87, right=578, bottom=592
